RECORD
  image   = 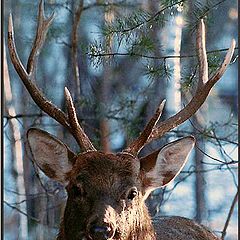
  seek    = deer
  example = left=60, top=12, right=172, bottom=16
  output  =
left=7, top=1, right=235, bottom=240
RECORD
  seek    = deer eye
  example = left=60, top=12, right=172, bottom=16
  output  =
left=72, top=183, right=85, bottom=197
left=127, top=187, right=138, bottom=201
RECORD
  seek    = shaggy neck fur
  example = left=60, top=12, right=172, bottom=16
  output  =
left=124, top=204, right=156, bottom=240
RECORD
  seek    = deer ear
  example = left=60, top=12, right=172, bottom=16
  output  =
left=140, top=136, right=195, bottom=199
left=27, top=128, right=76, bottom=185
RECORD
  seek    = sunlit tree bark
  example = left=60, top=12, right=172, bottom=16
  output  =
left=4, top=41, right=28, bottom=239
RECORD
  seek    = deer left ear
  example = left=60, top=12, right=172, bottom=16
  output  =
left=140, top=136, right=195, bottom=199
left=27, top=128, right=76, bottom=186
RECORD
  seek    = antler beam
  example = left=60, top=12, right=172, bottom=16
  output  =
left=148, top=20, right=235, bottom=143
left=8, top=0, right=69, bottom=129
left=8, top=0, right=96, bottom=152
left=123, top=99, right=166, bottom=156
left=65, top=88, right=96, bottom=152
left=124, top=19, right=235, bottom=153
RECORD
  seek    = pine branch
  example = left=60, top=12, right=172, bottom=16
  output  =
left=83, top=1, right=139, bottom=11
left=106, top=0, right=187, bottom=35
left=88, top=46, right=238, bottom=60
left=187, top=0, right=228, bottom=32
left=197, top=0, right=228, bottom=19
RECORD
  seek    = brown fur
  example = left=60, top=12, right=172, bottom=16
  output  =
left=41, top=163, right=56, bottom=178
left=153, top=216, right=220, bottom=240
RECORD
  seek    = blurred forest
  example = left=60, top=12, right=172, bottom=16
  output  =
left=3, top=0, right=238, bottom=239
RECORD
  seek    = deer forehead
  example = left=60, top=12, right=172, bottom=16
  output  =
left=68, top=152, right=141, bottom=189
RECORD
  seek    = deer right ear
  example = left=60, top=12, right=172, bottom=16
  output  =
left=140, top=136, right=195, bottom=199
left=27, top=128, right=76, bottom=185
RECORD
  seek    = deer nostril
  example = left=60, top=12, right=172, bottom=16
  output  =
left=92, top=226, right=108, bottom=232
left=90, top=225, right=114, bottom=239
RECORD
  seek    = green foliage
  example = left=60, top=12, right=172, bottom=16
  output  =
left=207, top=52, right=223, bottom=75
left=185, top=0, right=227, bottom=32
left=121, top=101, right=147, bottom=140
left=103, top=9, right=151, bottom=37
left=154, top=12, right=168, bottom=28
left=144, top=61, right=173, bottom=81
left=180, top=50, right=225, bottom=94
left=181, top=65, right=198, bottom=92
left=95, top=0, right=186, bottom=62
left=129, top=35, right=155, bottom=54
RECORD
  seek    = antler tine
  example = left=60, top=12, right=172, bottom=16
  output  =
left=8, top=2, right=70, bottom=131
left=146, top=20, right=235, bottom=144
left=64, top=88, right=96, bottom=152
left=8, top=1, right=97, bottom=152
left=8, top=13, right=29, bottom=83
left=27, top=0, right=55, bottom=75
left=123, top=99, right=166, bottom=156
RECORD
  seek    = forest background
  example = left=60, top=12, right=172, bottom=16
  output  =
left=3, top=0, right=238, bottom=239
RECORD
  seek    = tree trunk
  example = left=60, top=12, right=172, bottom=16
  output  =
left=4, top=40, right=29, bottom=239
left=98, top=4, right=115, bottom=152
left=181, top=0, right=207, bottom=223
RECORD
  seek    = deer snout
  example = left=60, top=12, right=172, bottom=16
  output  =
left=87, top=203, right=117, bottom=239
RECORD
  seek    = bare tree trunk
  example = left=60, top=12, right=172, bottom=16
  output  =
left=172, top=15, right=183, bottom=114
left=98, top=4, right=115, bottom=152
left=147, top=1, right=167, bottom=131
left=191, top=96, right=208, bottom=223
left=4, top=41, right=28, bottom=239
left=194, top=130, right=207, bottom=223
left=99, top=65, right=111, bottom=152
left=181, top=0, right=207, bottom=223
left=168, top=14, right=183, bottom=118
left=71, top=0, right=84, bottom=101
left=145, top=0, right=166, bottom=217
left=190, top=101, right=207, bottom=223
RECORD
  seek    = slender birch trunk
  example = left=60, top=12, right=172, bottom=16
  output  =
left=171, top=14, right=184, bottom=115
left=4, top=41, right=28, bottom=239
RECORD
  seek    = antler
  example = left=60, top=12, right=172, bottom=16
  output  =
left=123, top=100, right=166, bottom=156
left=65, top=88, right=96, bottom=151
left=124, top=19, right=235, bottom=156
left=8, top=0, right=96, bottom=152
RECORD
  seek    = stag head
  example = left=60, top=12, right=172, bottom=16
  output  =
left=27, top=127, right=194, bottom=239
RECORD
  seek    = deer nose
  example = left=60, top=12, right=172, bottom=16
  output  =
left=89, top=224, right=114, bottom=240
